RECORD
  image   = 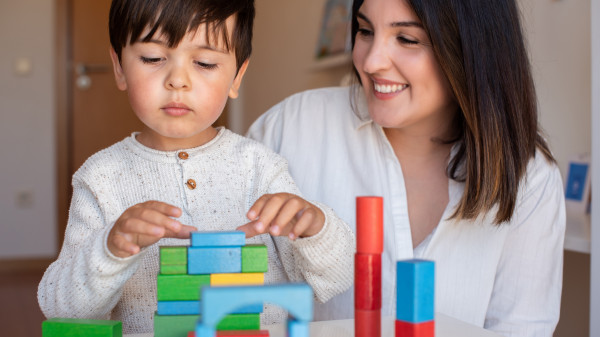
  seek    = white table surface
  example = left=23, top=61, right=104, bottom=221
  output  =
left=126, top=313, right=503, bottom=337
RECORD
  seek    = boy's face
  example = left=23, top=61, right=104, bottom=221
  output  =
left=110, top=16, right=248, bottom=151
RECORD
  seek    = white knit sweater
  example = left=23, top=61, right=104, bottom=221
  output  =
left=38, top=128, right=355, bottom=334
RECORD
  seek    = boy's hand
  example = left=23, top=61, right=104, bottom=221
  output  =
left=237, top=193, right=325, bottom=240
left=107, top=201, right=196, bottom=258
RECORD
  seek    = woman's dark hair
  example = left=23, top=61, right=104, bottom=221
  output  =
left=351, top=0, right=555, bottom=224
left=109, top=0, right=254, bottom=70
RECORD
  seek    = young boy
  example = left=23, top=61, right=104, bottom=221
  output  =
left=37, top=0, right=354, bottom=333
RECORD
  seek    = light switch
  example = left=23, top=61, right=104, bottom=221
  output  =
left=14, top=57, right=32, bottom=76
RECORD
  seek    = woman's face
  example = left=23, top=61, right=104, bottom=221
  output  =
left=352, top=0, right=457, bottom=136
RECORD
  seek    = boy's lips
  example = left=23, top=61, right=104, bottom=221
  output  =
left=162, top=102, right=191, bottom=116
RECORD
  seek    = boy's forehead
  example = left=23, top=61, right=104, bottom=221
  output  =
left=136, top=14, right=237, bottom=50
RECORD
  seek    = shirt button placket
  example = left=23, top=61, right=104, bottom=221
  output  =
left=178, top=151, right=196, bottom=190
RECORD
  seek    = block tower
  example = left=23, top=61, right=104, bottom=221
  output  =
left=155, top=231, right=268, bottom=337
left=354, top=196, right=383, bottom=337
left=395, top=259, right=435, bottom=337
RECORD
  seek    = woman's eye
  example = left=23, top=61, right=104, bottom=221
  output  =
left=140, top=56, right=162, bottom=64
left=195, top=61, right=218, bottom=70
left=357, top=28, right=374, bottom=38
left=398, top=36, right=418, bottom=45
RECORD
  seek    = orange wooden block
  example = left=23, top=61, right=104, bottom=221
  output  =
left=355, top=253, right=382, bottom=310
left=395, top=319, right=435, bottom=337
left=188, top=330, right=269, bottom=337
left=355, top=308, right=381, bottom=337
left=356, top=196, right=383, bottom=254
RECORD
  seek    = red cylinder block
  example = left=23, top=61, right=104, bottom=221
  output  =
left=355, top=309, right=381, bottom=337
left=395, top=320, right=435, bottom=337
left=355, top=253, right=382, bottom=310
left=356, top=196, right=383, bottom=254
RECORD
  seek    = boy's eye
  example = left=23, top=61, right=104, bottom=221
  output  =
left=195, top=61, right=218, bottom=70
left=140, top=56, right=163, bottom=64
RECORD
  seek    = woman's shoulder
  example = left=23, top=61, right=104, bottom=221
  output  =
left=264, top=86, right=353, bottom=121
left=518, top=148, right=564, bottom=207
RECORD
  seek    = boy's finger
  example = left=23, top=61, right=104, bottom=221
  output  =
left=290, top=208, right=316, bottom=239
left=254, top=195, right=288, bottom=232
left=247, top=194, right=271, bottom=220
left=120, top=217, right=166, bottom=237
left=142, top=200, right=182, bottom=218
left=235, top=221, right=262, bottom=238
left=164, top=224, right=196, bottom=239
left=271, top=197, right=304, bottom=235
left=132, top=207, right=182, bottom=232
left=112, top=233, right=140, bottom=257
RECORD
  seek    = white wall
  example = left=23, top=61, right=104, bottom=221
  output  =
left=0, top=0, right=57, bottom=258
left=520, top=0, right=591, bottom=179
left=590, top=0, right=599, bottom=334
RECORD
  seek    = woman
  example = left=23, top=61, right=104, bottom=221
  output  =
left=247, top=0, right=565, bottom=336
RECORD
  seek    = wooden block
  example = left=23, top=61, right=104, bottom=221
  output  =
left=188, top=330, right=270, bottom=337
left=198, top=284, right=313, bottom=332
left=287, top=319, right=309, bottom=337
left=191, top=231, right=246, bottom=247
left=188, top=247, right=242, bottom=274
left=215, top=313, right=260, bottom=331
left=157, top=301, right=263, bottom=315
left=160, top=264, right=187, bottom=275
left=356, top=197, right=383, bottom=254
left=396, top=260, right=435, bottom=323
left=395, top=319, right=435, bottom=337
left=241, top=245, right=268, bottom=273
left=155, top=313, right=259, bottom=337
left=42, top=318, right=122, bottom=337
left=157, top=274, right=210, bottom=301
left=160, top=246, right=188, bottom=265
left=355, top=253, right=382, bottom=310
left=354, top=309, right=381, bottom=337
left=211, top=273, right=264, bottom=286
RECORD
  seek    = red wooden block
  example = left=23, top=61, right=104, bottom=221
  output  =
left=355, top=253, right=382, bottom=310
left=356, top=196, right=383, bottom=254
left=355, top=308, right=381, bottom=337
left=188, top=330, right=270, bottom=337
left=395, top=319, right=435, bottom=337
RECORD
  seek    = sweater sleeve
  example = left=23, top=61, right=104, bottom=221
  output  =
left=37, top=175, right=146, bottom=320
left=483, top=155, right=566, bottom=337
left=257, top=156, right=355, bottom=304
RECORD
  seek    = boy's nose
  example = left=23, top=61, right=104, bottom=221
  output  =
left=165, top=67, right=190, bottom=89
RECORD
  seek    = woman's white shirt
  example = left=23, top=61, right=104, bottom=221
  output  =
left=247, top=86, right=565, bottom=337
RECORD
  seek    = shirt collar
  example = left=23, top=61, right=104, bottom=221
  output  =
left=350, top=85, right=374, bottom=130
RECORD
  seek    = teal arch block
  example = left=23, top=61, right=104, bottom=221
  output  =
left=195, top=284, right=313, bottom=337
left=396, top=259, right=435, bottom=323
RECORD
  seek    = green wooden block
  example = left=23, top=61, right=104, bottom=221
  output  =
left=157, top=274, right=210, bottom=301
left=153, top=313, right=260, bottom=337
left=42, top=318, right=122, bottom=337
left=241, top=245, right=268, bottom=273
left=216, top=313, right=260, bottom=330
left=160, top=246, right=187, bottom=265
left=160, top=264, right=187, bottom=275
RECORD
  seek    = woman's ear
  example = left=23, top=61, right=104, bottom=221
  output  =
left=229, top=59, right=250, bottom=99
left=109, top=47, right=128, bottom=91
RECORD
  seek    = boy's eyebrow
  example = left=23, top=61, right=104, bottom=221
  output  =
left=140, top=38, right=229, bottom=54
left=356, top=11, right=423, bottom=29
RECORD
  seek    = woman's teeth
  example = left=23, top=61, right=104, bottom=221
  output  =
left=374, top=83, right=408, bottom=93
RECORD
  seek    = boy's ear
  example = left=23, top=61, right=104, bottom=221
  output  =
left=229, top=59, right=250, bottom=99
left=109, top=47, right=128, bottom=91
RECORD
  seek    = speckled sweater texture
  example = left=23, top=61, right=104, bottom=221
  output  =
left=38, top=128, right=355, bottom=334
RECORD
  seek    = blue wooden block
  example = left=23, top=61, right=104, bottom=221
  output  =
left=287, top=319, right=310, bottom=337
left=190, top=231, right=246, bottom=247
left=195, top=284, right=313, bottom=337
left=157, top=301, right=263, bottom=315
left=396, top=259, right=435, bottom=323
left=188, top=247, right=241, bottom=274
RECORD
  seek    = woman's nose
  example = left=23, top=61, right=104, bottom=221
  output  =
left=362, top=38, right=392, bottom=74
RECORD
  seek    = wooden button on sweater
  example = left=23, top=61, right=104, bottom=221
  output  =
left=186, top=179, right=196, bottom=189
left=178, top=152, right=189, bottom=160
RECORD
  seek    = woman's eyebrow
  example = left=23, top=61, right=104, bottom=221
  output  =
left=356, top=11, right=423, bottom=29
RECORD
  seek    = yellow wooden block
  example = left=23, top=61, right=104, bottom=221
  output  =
left=210, top=272, right=264, bottom=286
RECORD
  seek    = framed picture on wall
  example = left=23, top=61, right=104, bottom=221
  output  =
left=565, top=153, right=591, bottom=215
left=315, top=0, right=353, bottom=59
